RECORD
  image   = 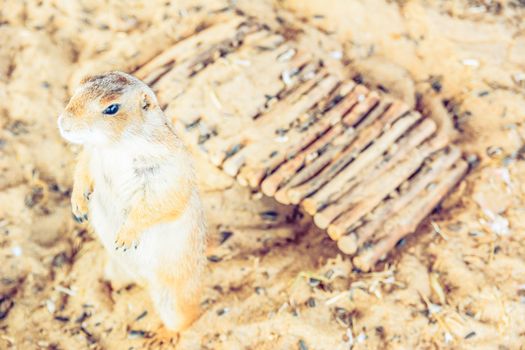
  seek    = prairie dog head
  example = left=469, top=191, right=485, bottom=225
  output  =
left=58, top=71, right=162, bottom=146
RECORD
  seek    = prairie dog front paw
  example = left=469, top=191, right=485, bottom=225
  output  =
left=115, top=227, right=140, bottom=251
left=71, top=189, right=90, bottom=223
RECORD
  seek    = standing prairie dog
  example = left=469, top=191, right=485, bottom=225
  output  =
left=58, top=71, right=207, bottom=333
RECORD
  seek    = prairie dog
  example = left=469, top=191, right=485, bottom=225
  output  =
left=58, top=71, right=207, bottom=333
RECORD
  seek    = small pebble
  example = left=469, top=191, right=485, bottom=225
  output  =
left=461, top=58, right=479, bottom=68
left=11, top=246, right=22, bottom=257
left=330, top=51, right=343, bottom=60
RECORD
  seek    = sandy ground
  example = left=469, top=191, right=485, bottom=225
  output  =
left=1, top=0, right=525, bottom=349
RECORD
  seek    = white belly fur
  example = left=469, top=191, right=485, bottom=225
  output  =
left=87, top=141, right=203, bottom=284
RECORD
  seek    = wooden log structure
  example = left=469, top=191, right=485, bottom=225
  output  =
left=125, top=12, right=468, bottom=271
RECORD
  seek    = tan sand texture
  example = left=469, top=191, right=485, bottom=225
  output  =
left=1, top=0, right=525, bottom=349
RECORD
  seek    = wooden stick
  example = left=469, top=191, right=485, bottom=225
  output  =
left=296, top=104, right=414, bottom=211
left=261, top=121, right=348, bottom=196
left=349, top=145, right=462, bottom=250
left=283, top=93, right=394, bottom=205
left=239, top=82, right=362, bottom=188
left=273, top=129, right=357, bottom=204
left=272, top=93, right=392, bottom=204
left=208, top=69, right=327, bottom=166
left=352, top=160, right=468, bottom=271
left=135, top=16, right=249, bottom=81
left=254, top=83, right=364, bottom=192
left=326, top=132, right=450, bottom=240
left=296, top=99, right=402, bottom=210
left=314, top=118, right=437, bottom=230
left=221, top=74, right=340, bottom=175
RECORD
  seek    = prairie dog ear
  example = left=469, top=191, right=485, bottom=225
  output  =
left=141, top=91, right=154, bottom=111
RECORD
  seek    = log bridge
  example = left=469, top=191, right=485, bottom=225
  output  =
left=126, top=12, right=467, bottom=271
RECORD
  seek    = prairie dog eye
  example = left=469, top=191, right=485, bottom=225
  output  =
left=103, top=104, right=120, bottom=115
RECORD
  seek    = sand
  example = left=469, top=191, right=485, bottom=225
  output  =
left=1, top=0, right=525, bottom=349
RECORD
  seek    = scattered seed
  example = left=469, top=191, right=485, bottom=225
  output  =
left=219, top=231, right=233, bottom=244
left=464, top=331, right=476, bottom=339
left=54, top=315, right=69, bottom=322
left=277, top=48, right=296, bottom=62
left=185, top=118, right=201, bottom=130
left=135, top=311, right=148, bottom=321
left=0, top=296, right=14, bottom=320
left=233, top=59, right=250, bottom=66
left=330, top=51, right=343, bottom=60
left=56, top=285, right=76, bottom=297
left=6, top=120, right=28, bottom=135
left=429, top=76, right=442, bottom=92
left=307, top=297, right=316, bottom=308
left=75, top=311, right=91, bottom=323
left=308, top=278, right=321, bottom=287
left=461, top=58, right=479, bottom=68
left=11, top=246, right=22, bottom=257
left=80, top=326, right=97, bottom=344
left=395, top=238, right=406, bottom=248
left=207, top=255, right=222, bottom=263
left=486, top=146, right=503, bottom=157
left=225, top=144, right=242, bottom=158
left=46, top=299, right=56, bottom=313
left=353, top=74, right=364, bottom=84
left=466, top=154, right=480, bottom=167
left=52, top=252, right=69, bottom=267
left=128, top=329, right=150, bottom=339
left=281, top=70, right=293, bottom=86
left=512, top=73, right=525, bottom=88
left=216, top=307, right=229, bottom=316
left=447, top=222, right=462, bottom=232
left=259, top=211, right=278, bottom=221
left=298, top=339, right=308, bottom=350
left=324, top=269, right=334, bottom=279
